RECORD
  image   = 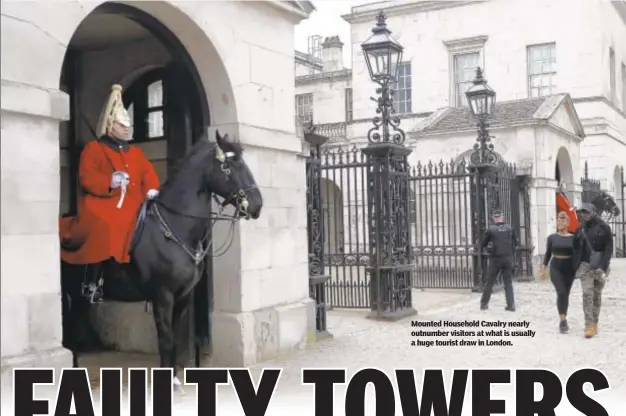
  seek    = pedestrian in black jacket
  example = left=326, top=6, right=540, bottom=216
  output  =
left=574, top=203, right=613, bottom=338
left=480, top=209, right=518, bottom=311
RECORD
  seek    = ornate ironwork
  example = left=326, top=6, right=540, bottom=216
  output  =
left=611, top=165, right=625, bottom=258
left=468, top=68, right=498, bottom=168
left=305, top=136, right=331, bottom=337
left=581, top=161, right=602, bottom=204
left=366, top=83, right=406, bottom=145
left=362, top=144, right=415, bottom=319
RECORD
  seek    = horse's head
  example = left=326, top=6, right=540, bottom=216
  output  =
left=590, top=191, right=621, bottom=219
left=207, top=130, right=263, bottom=219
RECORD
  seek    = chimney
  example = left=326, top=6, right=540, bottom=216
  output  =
left=321, top=36, right=344, bottom=72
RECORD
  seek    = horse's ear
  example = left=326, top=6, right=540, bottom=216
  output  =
left=215, top=130, right=230, bottom=147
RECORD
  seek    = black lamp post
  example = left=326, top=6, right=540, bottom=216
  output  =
left=466, top=67, right=497, bottom=167
left=465, top=67, right=498, bottom=292
left=361, top=11, right=416, bottom=320
left=362, top=10, right=406, bottom=145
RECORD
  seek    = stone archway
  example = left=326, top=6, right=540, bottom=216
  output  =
left=56, top=1, right=243, bottom=370
left=555, top=146, right=574, bottom=186
left=1, top=0, right=239, bottom=378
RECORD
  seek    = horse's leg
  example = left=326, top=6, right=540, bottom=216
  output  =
left=171, top=291, right=193, bottom=391
left=151, top=289, right=176, bottom=370
left=60, top=263, right=79, bottom=366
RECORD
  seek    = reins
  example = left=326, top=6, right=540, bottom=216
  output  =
left=148, top=142, right=257, bottom=267
left=151, top=195, right=242, bottom=265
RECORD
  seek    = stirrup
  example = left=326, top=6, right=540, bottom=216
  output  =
left=82, top=277, right=104, bottom=303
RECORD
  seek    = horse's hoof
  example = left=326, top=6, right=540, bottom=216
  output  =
left=173, top=384, right=186, bottom=396
left=173, top=377, right=186, bottom=396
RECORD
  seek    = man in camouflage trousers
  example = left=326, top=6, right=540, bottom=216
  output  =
left=574, top=203, right=613, bottom=338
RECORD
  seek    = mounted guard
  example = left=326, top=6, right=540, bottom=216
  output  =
left=59, top=84, right=160, bottom=302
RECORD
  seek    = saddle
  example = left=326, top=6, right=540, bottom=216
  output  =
left=130, top=200, right=151, bottom=253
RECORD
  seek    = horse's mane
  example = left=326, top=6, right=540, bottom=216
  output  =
left=158, top=133, right=243, bottom=193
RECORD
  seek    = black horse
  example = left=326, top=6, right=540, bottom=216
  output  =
left=590, top=190, right=621, bottom=220
left=61, top=130, right=262, bottom=387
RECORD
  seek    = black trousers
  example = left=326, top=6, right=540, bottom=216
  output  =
left=550, top=258, right=575, bottom=315
left=480, top=256, right=514, bottom=307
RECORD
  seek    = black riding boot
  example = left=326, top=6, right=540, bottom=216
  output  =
left=81, top=262, right=104, bottom=303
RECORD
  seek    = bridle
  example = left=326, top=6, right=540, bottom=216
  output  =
left=151, top=144, right=257, bottom=266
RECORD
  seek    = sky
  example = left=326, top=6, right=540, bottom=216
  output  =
left=294, top=0, right=374, bottom=68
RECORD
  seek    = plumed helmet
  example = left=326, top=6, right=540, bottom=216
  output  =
left=96, top=84, right=132, bottom=140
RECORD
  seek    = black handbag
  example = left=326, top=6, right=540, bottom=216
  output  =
left=582, top=229, right=604, bottom=270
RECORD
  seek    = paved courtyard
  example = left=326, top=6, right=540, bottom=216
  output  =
left=7, top=260, right=626, bottom=415
left=216, top=259, right=626, bottom=414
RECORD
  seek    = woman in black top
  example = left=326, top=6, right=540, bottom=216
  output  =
left=540, top=211, right=582, bottom=333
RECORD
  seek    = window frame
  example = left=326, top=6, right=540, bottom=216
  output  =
left=392, top=61, right=412, bottom=114
left=452, top=52, right=481, bottom=108
left=621, top=62, right=626, bottom=113
left=444, top=35, right=487, bottom=108
left=295, top=93, right=314, bottom=123
left=609, top=47, right=616, bottom=103
left=526, top=42, right=557, bottom=98
left=345, top=87, right=353, bottom=122
left=122, top=67, right=166, bottom=143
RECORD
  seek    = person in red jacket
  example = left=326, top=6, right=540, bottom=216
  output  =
left=60, top=84, right=160, bottom=301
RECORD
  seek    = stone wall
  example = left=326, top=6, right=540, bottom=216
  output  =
left=1, top=0, right=315, bottom=381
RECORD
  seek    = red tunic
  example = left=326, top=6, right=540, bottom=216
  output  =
left=556, top=191, right=579, bottom=233
left=59, top=139, right=160, bottom=265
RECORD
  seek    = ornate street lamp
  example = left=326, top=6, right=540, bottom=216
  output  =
left=465, top=67, right=498, bottom=292
left=361, top=10, right=405, bottom=144
left=466, top=67, right=498, bottom=167
left=360, top=11, right=415, bottom=320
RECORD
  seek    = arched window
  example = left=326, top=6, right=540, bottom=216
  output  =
left=123, top=68, right=165, bottom=142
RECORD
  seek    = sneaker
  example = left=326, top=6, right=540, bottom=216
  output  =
left=505, top=305, right=516, bottom=312
left=480, top=304, right=488, bottom=310
left=559, top=319, right=569, bottom=334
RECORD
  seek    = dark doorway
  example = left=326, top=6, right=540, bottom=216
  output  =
left=59, top=2, right=212, bottom=375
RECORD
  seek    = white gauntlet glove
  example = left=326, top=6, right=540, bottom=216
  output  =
left=111, top=171, right=130, bottom=189
left=146, top=189, right=159, bottom=200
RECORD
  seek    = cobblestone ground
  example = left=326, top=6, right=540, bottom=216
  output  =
left=10, top=261, right=626, bottom=415
left=207, top=258, right=626, bottom=414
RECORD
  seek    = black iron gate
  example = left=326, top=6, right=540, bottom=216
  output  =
left=306, top=146, right=533, bottom=308
left=610, top=166, right=625, bottom=258
left=408, top=160, right=532, bottom=290
left=581, top=161, right=602, bottom=203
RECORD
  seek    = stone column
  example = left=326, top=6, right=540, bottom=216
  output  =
left=1, top=81, right=73, bottom=389
left=528, top=177, right=558, bottom=272
left=208, top=125, right=316, bottom=366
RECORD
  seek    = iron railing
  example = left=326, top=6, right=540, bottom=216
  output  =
left=306, top=146, right=534, bottom=309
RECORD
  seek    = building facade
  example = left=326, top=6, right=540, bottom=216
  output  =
left=296, top=0, right=626, bottom=265
left=1, top=0, right=318, bottom=385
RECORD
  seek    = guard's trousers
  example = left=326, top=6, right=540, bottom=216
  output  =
left=481, top=256, right=515, bottom=308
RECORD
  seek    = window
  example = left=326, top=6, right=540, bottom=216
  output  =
left=392, top=62, right=412, bottom=114
left=295, top=93, right=313, bottom=123
left=609, top=47, right=616, bottom=103
left=527, top=43, right=557, bottom=98
left=453, top=53, right=480, bottom=107
left=622, top=63, right=626, bottom=112
left=123, top=69, right=165, bottom=142
left=345, top=88, right=353, bottom=122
